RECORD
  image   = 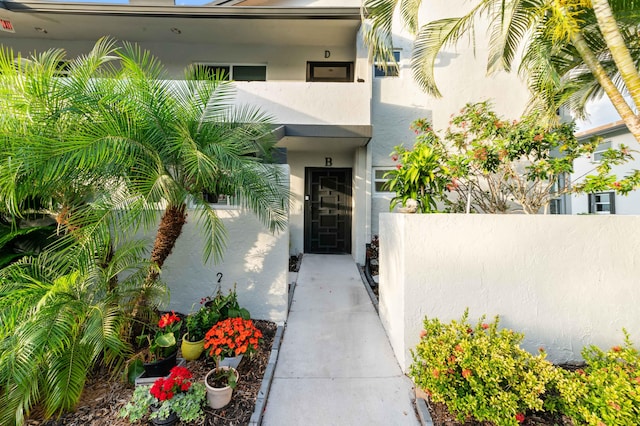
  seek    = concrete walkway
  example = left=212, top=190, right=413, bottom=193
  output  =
left=262, top=254, right=420, bottom=425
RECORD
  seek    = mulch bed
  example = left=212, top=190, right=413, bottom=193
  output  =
left=424, top=396, right=573, bottom=426
left=27, top=320, right=277, bottom=426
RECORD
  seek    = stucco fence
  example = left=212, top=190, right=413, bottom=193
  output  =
left=379, top=213, right=640, bottom=372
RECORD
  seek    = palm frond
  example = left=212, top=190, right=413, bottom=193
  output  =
left=412, top=16, right=477, bottom=96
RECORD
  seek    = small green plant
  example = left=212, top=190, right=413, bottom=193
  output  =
left=409, top=310, right=559, bottom=426
left=120, top=366, right=206, bottom=423
left=553, top=331, right=640, bottom=425
left=208, top=366, right=238, bottom=389
left=185, top=305, right=220, bottom=342
left=137, top=311, right=182, bottom=361
left=202, top=285, right=250, bottom=321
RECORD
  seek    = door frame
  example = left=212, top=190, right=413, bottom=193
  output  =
left=304, top=167, right=353, bottom=254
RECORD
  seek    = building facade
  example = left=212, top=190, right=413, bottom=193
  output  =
left=0, top=0, right=532, bottom=263
left=570, top=121, right=640, bottom=215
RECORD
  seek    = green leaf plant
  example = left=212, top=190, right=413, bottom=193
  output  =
left=392, top=101, right=636, bottom=214
left=410, top=310, right=560, bottom=425
left=410, top=311, right=640, bottom=425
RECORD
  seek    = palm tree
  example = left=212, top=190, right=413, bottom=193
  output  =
left=90, top=43, right=289, bottom=313
left=362, top=0, right=640, bottom=142
left=1, top=39, right=289, bottom=313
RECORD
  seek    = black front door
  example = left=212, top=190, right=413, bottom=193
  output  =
left=304, top=168, right=352, bottom=254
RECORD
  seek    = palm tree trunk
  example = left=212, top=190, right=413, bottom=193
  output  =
left=571, top=32, right=640, bottom=143
left=129, top=203, right=187, bottom=337
left=146, top=203, right=188, bottom=284
left=591, top=0, right=640, bottom=111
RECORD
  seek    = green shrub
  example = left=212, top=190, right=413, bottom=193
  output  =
left=409, top=310, right=560, bottom=426
left=554, top=332, right=640, bottom=425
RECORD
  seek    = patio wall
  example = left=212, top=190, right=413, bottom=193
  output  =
left=379, top=213, right=640, bottom=372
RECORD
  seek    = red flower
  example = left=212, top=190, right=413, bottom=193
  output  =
left=149, top=366, right=197, bottom=401
left=533, top=134, right=544, bottom=142
left=158, top=311, right=180, bottom=329
left=462, top=369, right=472, bottom=379
left=420, top=330, right=428, bottom=338
left=396, top=164, right=402, bottom=170
left=391, top=154, right=399, bottom=162
left=612, top=346, right=622, bottom=352
left=454, top=344, right=463, bottom=353
left=481, top=323, right=489, bottom=330
left=432, top=369, right=440, bottom=378
left=515, top=413, right=525, bottom=423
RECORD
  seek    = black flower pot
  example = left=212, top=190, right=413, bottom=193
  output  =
left=143, top=349, right=178, bottom=378
left=150, top=404, right=178, bottom=426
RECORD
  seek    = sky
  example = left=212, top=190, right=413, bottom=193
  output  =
left=575, top=97, right=626, bottom=132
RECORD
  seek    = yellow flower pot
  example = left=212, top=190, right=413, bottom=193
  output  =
left=181, top=334, right=205, bottom=361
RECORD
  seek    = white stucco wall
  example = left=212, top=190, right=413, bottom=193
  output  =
left=136, top=202, right=290, bottom=324
left=379, top=213, right=640, bottom=371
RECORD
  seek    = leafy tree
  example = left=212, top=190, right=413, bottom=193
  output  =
left=391, top=102, right=633, bottom=213
left=0, top=39, right=289, bottom=315
left=0, top=39, right=290, bottom=424
left=362, top=0, right=640, bottom=143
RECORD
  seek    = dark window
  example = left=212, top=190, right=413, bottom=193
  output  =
left=233, top=65, right=266, bottom=81
left=190, top=64, right=266, bottom=81
left=374, top=51, right=400, bottom=77
left=588, top=192, right=615, bottom=214
left=306, top=62, right=354, bottom=82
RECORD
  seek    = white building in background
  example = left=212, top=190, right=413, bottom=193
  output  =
left=0, top=0, right=532, bottom=266
left=571, top=121, right=640, bottom=215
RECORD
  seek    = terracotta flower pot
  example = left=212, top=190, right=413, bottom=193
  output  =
left=204, top=367, right=239, bottom=409
left=181, top=334, right=205, bottom=361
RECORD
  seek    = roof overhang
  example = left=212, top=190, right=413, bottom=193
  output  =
left=575, top=120, right=628, bottom=140
left=1, top=1, right=361, bottom=19
left=0, top=1, right=361, bottom=46
left=274, top=124, right=372, bottom=152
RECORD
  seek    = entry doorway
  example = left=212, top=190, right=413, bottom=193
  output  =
left=304, top=168, right=352, bottom=254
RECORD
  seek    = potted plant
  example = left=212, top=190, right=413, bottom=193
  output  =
left=204, top=317, right=263, bottom=369
left=204, top=366, right=239, bottom=409
left=138, top=311, right=182, bottom=377
left=384, top=122, right=451, bottom=213
left=181, top=304, right=220, bottom=361
left=120, top=366, right=206, bottom=426
left=202, top=286, right=251, bottom=320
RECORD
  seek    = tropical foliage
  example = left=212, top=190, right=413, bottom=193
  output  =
left=410, top=311, right=560, bottom=425
left=0, top=242, right=157, bottom=426
left=384, top=131, right=450, bottom=212
left=362, top=0, right=640, bottom=142
left=385, top=102, right=631, bottom=213
left=0, top=38, right=288, bottom=424
left=410, top=312, right=640, bottom=425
